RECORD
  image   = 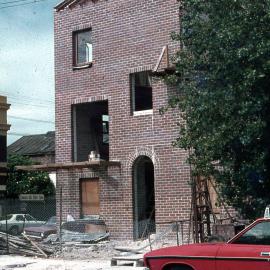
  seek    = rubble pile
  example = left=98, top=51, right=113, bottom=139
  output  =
left=0, top=232, right=54, bottom=257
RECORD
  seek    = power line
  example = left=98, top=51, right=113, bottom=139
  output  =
left=10, top=100, right=53, bottom=108
left=0, top=89, right=54, bottom=97
left=0, top=0, right=33, bottom=5
left=8, top=132, right=32, bottom=136
left=0, top=0, right=52, bottom=9
left=8, top=96, right=54, bottom=104
left=0, top=92, right=54, bottom=104
left=8, top=97, right=55, bottom=107
left=9, top=115, right=55, bottom=124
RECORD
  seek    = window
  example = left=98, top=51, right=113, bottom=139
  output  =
left=25, top=214, right=35, bottom=221
left=232, top=221, right=270, bottom=245
left=16, top=215, right=25, bottom=221
left=102, top=115, right=109, bottom=144
left=131, top=71, right=153, bottom=114
left=73, top=29, right=92, bottom=66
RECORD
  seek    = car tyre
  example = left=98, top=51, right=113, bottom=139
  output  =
left=9, top=226, right=19, bottom=235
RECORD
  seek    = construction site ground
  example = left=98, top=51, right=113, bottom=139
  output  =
left=0, top=238, right=171, bottom=270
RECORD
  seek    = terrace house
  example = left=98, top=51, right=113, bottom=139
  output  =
left=54, top=0, right=191, bottom=239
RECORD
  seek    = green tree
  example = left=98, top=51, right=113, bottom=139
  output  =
left=7, top=154, right=55, bottom=198
left=168, top=0, right=270, bottom=219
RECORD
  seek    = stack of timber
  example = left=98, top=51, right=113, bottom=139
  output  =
left=0, top=232, right=54, bottom=257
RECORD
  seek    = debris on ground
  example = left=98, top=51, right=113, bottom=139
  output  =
left=111, top=254, right=144, bottom=267
left=44, top=231, right=109, bottom=244
left=0, top=232, right=54, bottom=257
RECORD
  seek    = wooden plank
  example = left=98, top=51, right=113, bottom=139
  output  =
left=22, top=233, right=48, bottom=258
left=16, top=160, right=121, bottom=171
left=81, top=178, right=100, bottom=216
left=153, top=45, right=168, bottom=72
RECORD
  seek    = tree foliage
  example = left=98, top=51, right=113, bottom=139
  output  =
left=169, top=0, right=270, bottom=219
left=7, top=154, right=55, bottom=198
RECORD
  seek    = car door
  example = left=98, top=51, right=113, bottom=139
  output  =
left=15, top=214, right=25, bottom=232
left=216, top=244, right=270, bottom=270
left=216, top=220, right=270, bottom=270
left=25, top=214, right=39, bottom=227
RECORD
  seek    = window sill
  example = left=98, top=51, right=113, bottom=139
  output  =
left=73, top=62, right=92, bottom=70
left=133, top=109, right=153, bottom=116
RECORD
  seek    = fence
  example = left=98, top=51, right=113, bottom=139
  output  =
left=0, top=190, right=193, bottom=257
left=0, top=196, right=56, bottom=255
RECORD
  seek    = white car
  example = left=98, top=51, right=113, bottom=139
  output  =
left=0, top=214, right=45, bottom=235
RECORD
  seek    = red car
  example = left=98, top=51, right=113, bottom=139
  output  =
left=144, top=217, right=270, bottom=270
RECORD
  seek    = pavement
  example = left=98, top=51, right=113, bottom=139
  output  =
left=0, top=255, right=148, bottom=270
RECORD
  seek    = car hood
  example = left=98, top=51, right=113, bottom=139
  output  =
left=145, top=243, right=225, bottom=259
left=24, top=225, right=56, bottom=233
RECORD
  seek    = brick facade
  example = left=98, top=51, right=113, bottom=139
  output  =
left=55, top=0, right=192, bottom=239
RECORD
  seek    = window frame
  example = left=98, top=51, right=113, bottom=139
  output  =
left=73, top=28, right=93, bottom=69
left=130, top=71, right=153, bottom=115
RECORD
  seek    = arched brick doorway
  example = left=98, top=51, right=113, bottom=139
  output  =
left=132, top=156, right=156, bottom=239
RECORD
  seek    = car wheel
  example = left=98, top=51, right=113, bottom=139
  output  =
left=165, top=265, right=194, bottom=270
left=9, top=226, right=19, bottom=235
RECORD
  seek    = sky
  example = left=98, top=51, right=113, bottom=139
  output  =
left=0, top=0, right=59, bottom=145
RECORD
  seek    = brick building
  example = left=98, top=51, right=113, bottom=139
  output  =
left=54, top=0, right=191, bottom=239
left=0, top=96, right=10, bottom=195
left=8, top=131, right=55, bottom=165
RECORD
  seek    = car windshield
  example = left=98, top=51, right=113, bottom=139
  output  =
left=0, top=215, right=12, bottom=221
left=46, top=216, right=56, bottom=225
left=232, top=220, right=270, bottom=245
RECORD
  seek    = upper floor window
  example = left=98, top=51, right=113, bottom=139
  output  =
left=131, top=71, right=153, bottom=115
left=73, top=29, right=92, bottom=67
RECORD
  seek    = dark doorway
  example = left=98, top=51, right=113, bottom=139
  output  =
left=72, top=101, right=109, bottom=162
left=133, top=156, right=155, bottom=239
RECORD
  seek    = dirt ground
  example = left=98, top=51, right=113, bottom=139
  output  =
left=0, top=236, right=175, bottom=270
left=0, top=255, right=111, bottom=270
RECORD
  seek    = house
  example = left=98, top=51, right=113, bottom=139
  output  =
left=0, top=95, right=10, bottom=195
left=8, top=131, right=55, bottom=165
left=8, top=131, right=56, bottom=187
left=54, top=0, right=191, bottom=240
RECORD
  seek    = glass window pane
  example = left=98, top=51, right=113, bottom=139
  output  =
left=233, top=221, right=270, bottom=245
left=132, top=71, right=152, bottom=111
left=25, top=214, right=35, bottom=221
left=103, top=134, right=109, bottom=144
left=76, top=30, right=92, bottom=64
left=16, top=215, right=24, bottom=221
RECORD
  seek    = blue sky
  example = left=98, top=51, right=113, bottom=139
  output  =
left=0, top=0, right=59, bottom=145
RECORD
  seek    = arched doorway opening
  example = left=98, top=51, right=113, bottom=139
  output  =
left=132, top=156, right=156, bottom=239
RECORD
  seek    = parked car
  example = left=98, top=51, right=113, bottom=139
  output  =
left=0, top=214, right=45, bottom=235
left=23, top=216, right=56, bottom=240
left=144, top=216, right=270, bottom=270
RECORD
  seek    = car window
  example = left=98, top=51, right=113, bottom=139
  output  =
left=16, top=215, right=25, bottom=221
left=25, top=215, right=36, bottom=221
left=232, top=221, right=270, bottom=245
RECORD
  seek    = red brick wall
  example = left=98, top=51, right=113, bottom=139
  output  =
left=55, top=0, right=191, bottom=239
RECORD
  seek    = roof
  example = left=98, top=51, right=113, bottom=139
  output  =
left=55, top=0, right=97, bottom=11
left=8, top=131, right=55, bottom=157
